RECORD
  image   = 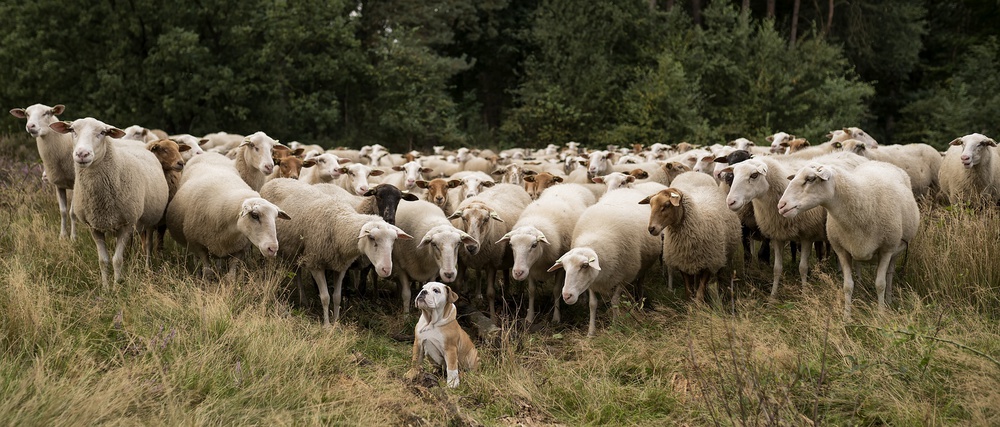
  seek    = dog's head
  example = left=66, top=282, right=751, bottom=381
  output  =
left=415, top=281, right=459, bottom=312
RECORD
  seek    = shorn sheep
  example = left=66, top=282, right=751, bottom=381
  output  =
left=778, top=161, right=919, bottom=318
left=49, top=118, right=169, bottom=288
left=640, top=179, right=740, bottom=303
left=549, top=188, right=662, bottom=336
left=166, top=152, right=289, bottom=279
left=260, top=178, right=412, bottom=327
left=939, top=133, right=1000, bottom=207
left=10, top=103, right=77, bottom=239
left=393, top=200, right=479, bottom=313
left=498, top=183, right=597, bottom=323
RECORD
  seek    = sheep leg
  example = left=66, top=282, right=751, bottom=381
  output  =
left=526, top=277, right=536, bottom=324
left=634, top=270, right=645, bottom=302
left=312, top=269, right=332, bottom=327
left=740, top=225, right=753, bottom=264
left=695, top=273, right=707, bottom=304
left=551, top=271, right=563, bottom=324
left=682, top=273, right=694, bottom=300
left=111, top=227, right=132, bottom=286
left=587, top=288, right=599, bottom=337
left=91, top=229, right=111, bottom=289
left=885, top=253, right=898, bottom=307
left=798, top=240, right=813, bottom=294
left=295, top=268, right=308, bottom=307
left=56, top=188, right=70, bottom=240
left=874, top=252, right=894, bottom=313
left=486, top=268, right=497, bottom=320
left=835, top=249, right=855, bottom=320
left=770, top=240, right=785, bottom=300
left=758, top=237, right=771, bottom=265
left=400, top=274, right=412, bottom=313
left=662, top=262, right=674, bottom=292
left=330, top=269, right=347, bottom=325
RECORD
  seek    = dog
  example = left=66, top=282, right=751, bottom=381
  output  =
left=407, top=282, right=479, bottom=388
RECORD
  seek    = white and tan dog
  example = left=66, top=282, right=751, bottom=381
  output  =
left=407, top=282, right=479, bottom=388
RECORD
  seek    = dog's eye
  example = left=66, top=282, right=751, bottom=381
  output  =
left=433, top=289, right=440, bottom=293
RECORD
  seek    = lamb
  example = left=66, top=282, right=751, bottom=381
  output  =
left=448, top=183, right=532, bottom=319
left=938, top=133, right=1000, bottom=207
left=523, top=172, right=564, bottom=199
left=49, top=118, right=169, bottom=288
left=724, top=153, right=867, bottom=298
left=232, top=131, right=278, bottom=191
left=548, top=188, right=662, bottom=336
left=392, top=200, right=479, bottom=312
left=9, top=104, right=77, bottom=239
left=260, top=178, right=411, bottom=326
left=498, top=184, right=597, bottom=323
left=640, top=181, right=740, bottom=303
left=841, top=139, right=942, bottom=198
left=778, top=161, right=919, bottom=318
left=167, top=134, right=207, bottom=161
left=166, top=152, right=289, bottom=279
left=146, top=138, right=189, bottom=252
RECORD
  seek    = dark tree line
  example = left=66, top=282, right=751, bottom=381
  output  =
left=1, top=0, right=997, bottom=151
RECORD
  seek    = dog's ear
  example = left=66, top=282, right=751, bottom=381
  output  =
left=447, top=286, right=459, bottom=304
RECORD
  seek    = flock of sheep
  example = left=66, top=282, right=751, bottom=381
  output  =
left=9, top=103, right=1000, bottom=336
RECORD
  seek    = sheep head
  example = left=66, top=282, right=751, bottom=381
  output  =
left=639, top=188, right=685, bottom=235
left=549, top=248, right=601, bottom=305
left=778, top=164, right=834, bottom=218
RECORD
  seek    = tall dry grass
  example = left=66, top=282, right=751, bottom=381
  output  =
left=1, top=134, right=999, bottom=425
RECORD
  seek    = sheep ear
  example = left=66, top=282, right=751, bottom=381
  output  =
left=984, top=138, right=997, bottom=147
left=489, top=211, right=504, bottom=222
left=362, top=188, right=376, bottom=197
left=591, top=177, right=604, bottom=184
left=546, top=260, right=563, bottom=273
left=638, top=195, right=651, bottom=205
left=585, top=257, right=601, bottom=271
left=537, top=234, right=550, bottom=244
left=495, top=232, right=512, bottom=244
left=578, top=160, right=587, bottom=166
left=788, top=134, right=796, bottom=140
left=240, top=137, right=252, bottom=147
left=49, top=121, right=72, bottom=134
left=447, top=210, right=463, bottom=220
left=635, top=171, right=648, bottom=179
left=459, top=232, right=479, bottom=246
left=626, top=175, right=636, bottom=183
left=766, top=135, right=774, bottom=142
left=948, top=138, right=963, bottom=146
left=10, top=108, right=27, bottom=118
left=491, top=169, right=505, bottom=176
left=713, top=156, right=727, bottom=163
left=369, top=169, right=384, bottom=176
left=668, top=191, right=682, bottom=207
left=786, top=174, right=795, bottom=180
left=420, top=167, right=433, bottom=173
left=292, top=148, right=304, bottom=156
left=415, top=180, right=430, bottom=189
left=446, top=179, right=461, bottom=188
left=481, top=180, right=495, bottom=188
left=416, top=235, right=434, bottom=249
left=357, top=228, right=371, bottom=239
left=51, top=104, right=65, bottom=115
left=277, top=210, right=291, bottom=220
left=552, top=176, right=563, bottom=183
left=401, top=192, right=419, bottom=201
left=339, top=158, right=352, bottom=164
left=523, top=175, right=536, bottom=183
left=337, top=167, right=349, bottom=174
left=394, top=226, right=413, bottom=240
left=523, top=169, right=537, bottom=176
left=780, top=141, right=790, bottom=148
left=302, top=159, right=316, bottom=168
left=392, top=165, right=404, bottom=171
left=727, top=140, right=737, bottom=147
left=815, top=167, right=833, bottom=181
left=178, top=144, right=192, bottom=152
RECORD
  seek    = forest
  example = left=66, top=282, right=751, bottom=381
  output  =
left=1, top=0, right=998, bottom=152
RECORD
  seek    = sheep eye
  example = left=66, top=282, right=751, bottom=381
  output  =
left=530, top=242, right=538, bottom=249
left=805, top=176, right=815, bottom=183
left=250, top=211, right=260, bottom=220
left=750, top=172, right=760, bottom=179
left=581, top=264, right=589, bottom=269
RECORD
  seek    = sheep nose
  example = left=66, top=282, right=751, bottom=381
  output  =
left=513, top=269, right=525, bottom=279
left=379, top=266, right=391, bottom=276
left=562, top=292, right=574, bottom=303
left=647, top=226, right=656, bottom=235
left=961, top=155, right=970, bottom=161
left=466, top=245, right=479, bottom=254
left=263, top=164, right=274, bottom=174
left=359, top=186, right=369, bottom=194
left=435, top=196, right=444, bottom=203
left=442, top=271, right=455, bottom=280
left=264, top=245, right=278, bottom=257
left=289, top=174, right=298, bottom=180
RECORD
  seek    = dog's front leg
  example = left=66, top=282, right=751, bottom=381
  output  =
left=406, top=340, right=423, bottom=381
left=445, top=345, right=460, bottom=388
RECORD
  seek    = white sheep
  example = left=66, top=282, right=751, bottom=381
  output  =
left=9, top=104, right=78, bottom=239
left=299, top=153, right=349, bottom=185
left=584, top=150, right=614, bottom=179
left=766, top=131, right=795, bottom=154
left=938, top=133, right=1000, bottom=207
left=449, top=171, right=496, bottom=200
left=166, top=152, right=289, bottom=279
left=232, top=131, right=277, bottom=191
left=335, top=162, right=385, bottom=195
left=393, top=200, right=479, bottom=313
left=122, top=125, right=160, bottom=143
left=260, top=178, right=412, bottom=326
left=841, top=139, right=941, bottom=198
left=379, top=160, right=432, bottom=191
left=778, top=161, right=919, bottom=318
left=640, top=179, right=740, bottom=303
left=167, top=134, right=207, bottom=161
left=447, top=183, right=532, bottom=319
left=49, top=117, right=169, bottom=288
left=497, top=183, right=597, bottom=324
left=548, top=188, right=662, bottom=336
left=724, top=153, right=867, bottom=298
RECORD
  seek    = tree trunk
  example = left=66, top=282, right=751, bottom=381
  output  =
left=826, top=0, right=835, bottom=36
left=742, top=0, right=750, bottom=16
left=691, top=0, right=702, bottom=26
left=790, top=0, right=801, bottom=47
left=766, top=0, right=775, bottom=18
left=665, top=0, right=674, bottom=11
left=648, top=0, right=657, bottom=13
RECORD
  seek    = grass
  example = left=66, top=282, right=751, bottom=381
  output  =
left=1, top=133, right=999, bottom=425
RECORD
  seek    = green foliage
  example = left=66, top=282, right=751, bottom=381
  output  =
left=897, top=37, right=1000, bottom=149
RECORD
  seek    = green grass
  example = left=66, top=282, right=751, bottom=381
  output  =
left=1, top=133, right=999, bottom=425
